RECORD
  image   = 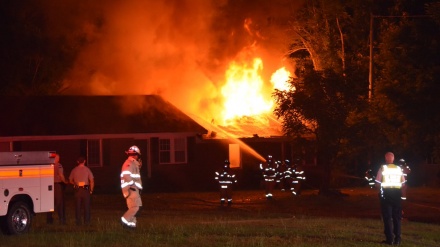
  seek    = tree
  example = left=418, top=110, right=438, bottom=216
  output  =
left=276, top=0, right=440, bottom=191
left=274, top=65, right=361, bottom=193
left=0, top=0, right=81, bottom=95
left=371, top=3, right=440, bottom=164
left=275, top=0, right=374, bottom=193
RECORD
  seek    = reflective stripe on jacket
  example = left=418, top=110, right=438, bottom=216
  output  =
left=215, top=170, right=237, bottom=185
left=120, top=157, right=143, bottom=198
left=260, top=162, right=278, bottom=181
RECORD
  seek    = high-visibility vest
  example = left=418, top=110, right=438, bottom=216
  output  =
left=379, top=164, right=404, bottom=189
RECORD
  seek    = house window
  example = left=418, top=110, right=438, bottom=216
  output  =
left=159, top=137, right=187, bottom=164
left=87, top=139, right=102, bottom=167
left=159, top=139, right=171, bottom=163
left=229, top=144, right=241, bottom=168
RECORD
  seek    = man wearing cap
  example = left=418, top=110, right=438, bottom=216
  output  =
left=120, top=145, right=143, bottom=229
left=69, top=156, right=94, bottom=226
left=375, top=152, right=406, bottom=245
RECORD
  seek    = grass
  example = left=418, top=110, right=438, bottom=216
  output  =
left=1, top=187, right=440, bottom=247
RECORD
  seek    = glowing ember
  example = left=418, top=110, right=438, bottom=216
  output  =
left=271, top=67, right=292, bottom=91
left=220, top=58, right=273, bottom=123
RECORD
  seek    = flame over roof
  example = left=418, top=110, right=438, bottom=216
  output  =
left=33, top=0, right=305, bottom=137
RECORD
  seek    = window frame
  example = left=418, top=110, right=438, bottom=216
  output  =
left=158, top=137, right=187, bottom=164
left=86, top=139, right=102, bottom=167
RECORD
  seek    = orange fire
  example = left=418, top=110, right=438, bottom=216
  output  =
left=220, top=58, right=291, bottom=125
left=271, top=67, right=292, bottom=92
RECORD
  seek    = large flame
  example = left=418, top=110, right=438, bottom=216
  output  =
left=220, top=58, right=291, bottom=125
left=220, top=58, right=272, bottom=123
left=271, top=67, right=292, bottom=91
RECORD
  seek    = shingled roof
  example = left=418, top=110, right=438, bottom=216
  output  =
left=0, top=95, right=207, bottom=137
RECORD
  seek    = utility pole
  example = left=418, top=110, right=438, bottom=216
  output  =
left=368, top=14, right=373, bottom=101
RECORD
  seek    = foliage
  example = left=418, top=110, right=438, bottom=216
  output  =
left=0, top=0, right=81, bottom=95
left=278, top=0, right=376, bottom=190
left=274, top=65, right=367, bottom=191
left=287, top=0, right=374, bottom=75
left=274, top=68, right=350, bottom=147
left=371, top=2, right=440, bottom=163
left=276, top=0, right=440, bottom=185
left=426, top=1, right=440, bottom=25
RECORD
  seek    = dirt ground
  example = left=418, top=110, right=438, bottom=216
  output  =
left=138, top=186, right=440, bottom=224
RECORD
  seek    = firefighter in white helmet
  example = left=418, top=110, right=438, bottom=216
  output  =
left=120, top=145, right=143, bottom=229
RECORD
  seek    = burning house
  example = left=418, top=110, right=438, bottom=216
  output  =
left=0, top=95, right=305, bottom=193
left=0, top=95, right=210, bottom=192
left=0, top=1, right=321, bottom=192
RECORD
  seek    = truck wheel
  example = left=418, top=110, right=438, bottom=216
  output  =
left=4, top=201, right=32, bottom=235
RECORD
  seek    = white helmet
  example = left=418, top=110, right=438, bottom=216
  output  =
left=126, top=145, right=141, bottom=155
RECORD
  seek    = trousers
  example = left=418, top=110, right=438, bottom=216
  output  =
left=74, top=188, right=91, bottom=225
left=380, top=191, right=402, bottom=243
left=47, top=183, right=66, bottom=224
left=264, top=180, right=276, bottom=198
left=219, top=184, right=233, bottom=204
left=122, top=189, right=142, bottom=227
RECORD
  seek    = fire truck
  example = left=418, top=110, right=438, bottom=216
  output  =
left=0, top=151, right=55, bottom=235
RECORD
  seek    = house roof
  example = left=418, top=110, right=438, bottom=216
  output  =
left=0, top=95, right=207, bottom=137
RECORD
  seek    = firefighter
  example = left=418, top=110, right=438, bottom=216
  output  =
left=120, top=145, right=143, bottom=229
left=375, top=152, right=406, bottom=245
left=397, top=158, right=411, bottom=221
left=69, top=156, right=95, bottom=226
left=397, top=159, right=411, bottom=200
left=214, top=159, right=237, bottom=206
left=291, top=158, right=306, bottom=195
left=280, top=160, right=293, bottom=191
left=260, top=155, right=278, bottom=200
left=365, top=168, right=376, bottom=189
left=276, top=160, right=287, bottom=191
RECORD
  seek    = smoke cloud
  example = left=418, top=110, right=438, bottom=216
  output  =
left=41, top=0, right=303, bottom=122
